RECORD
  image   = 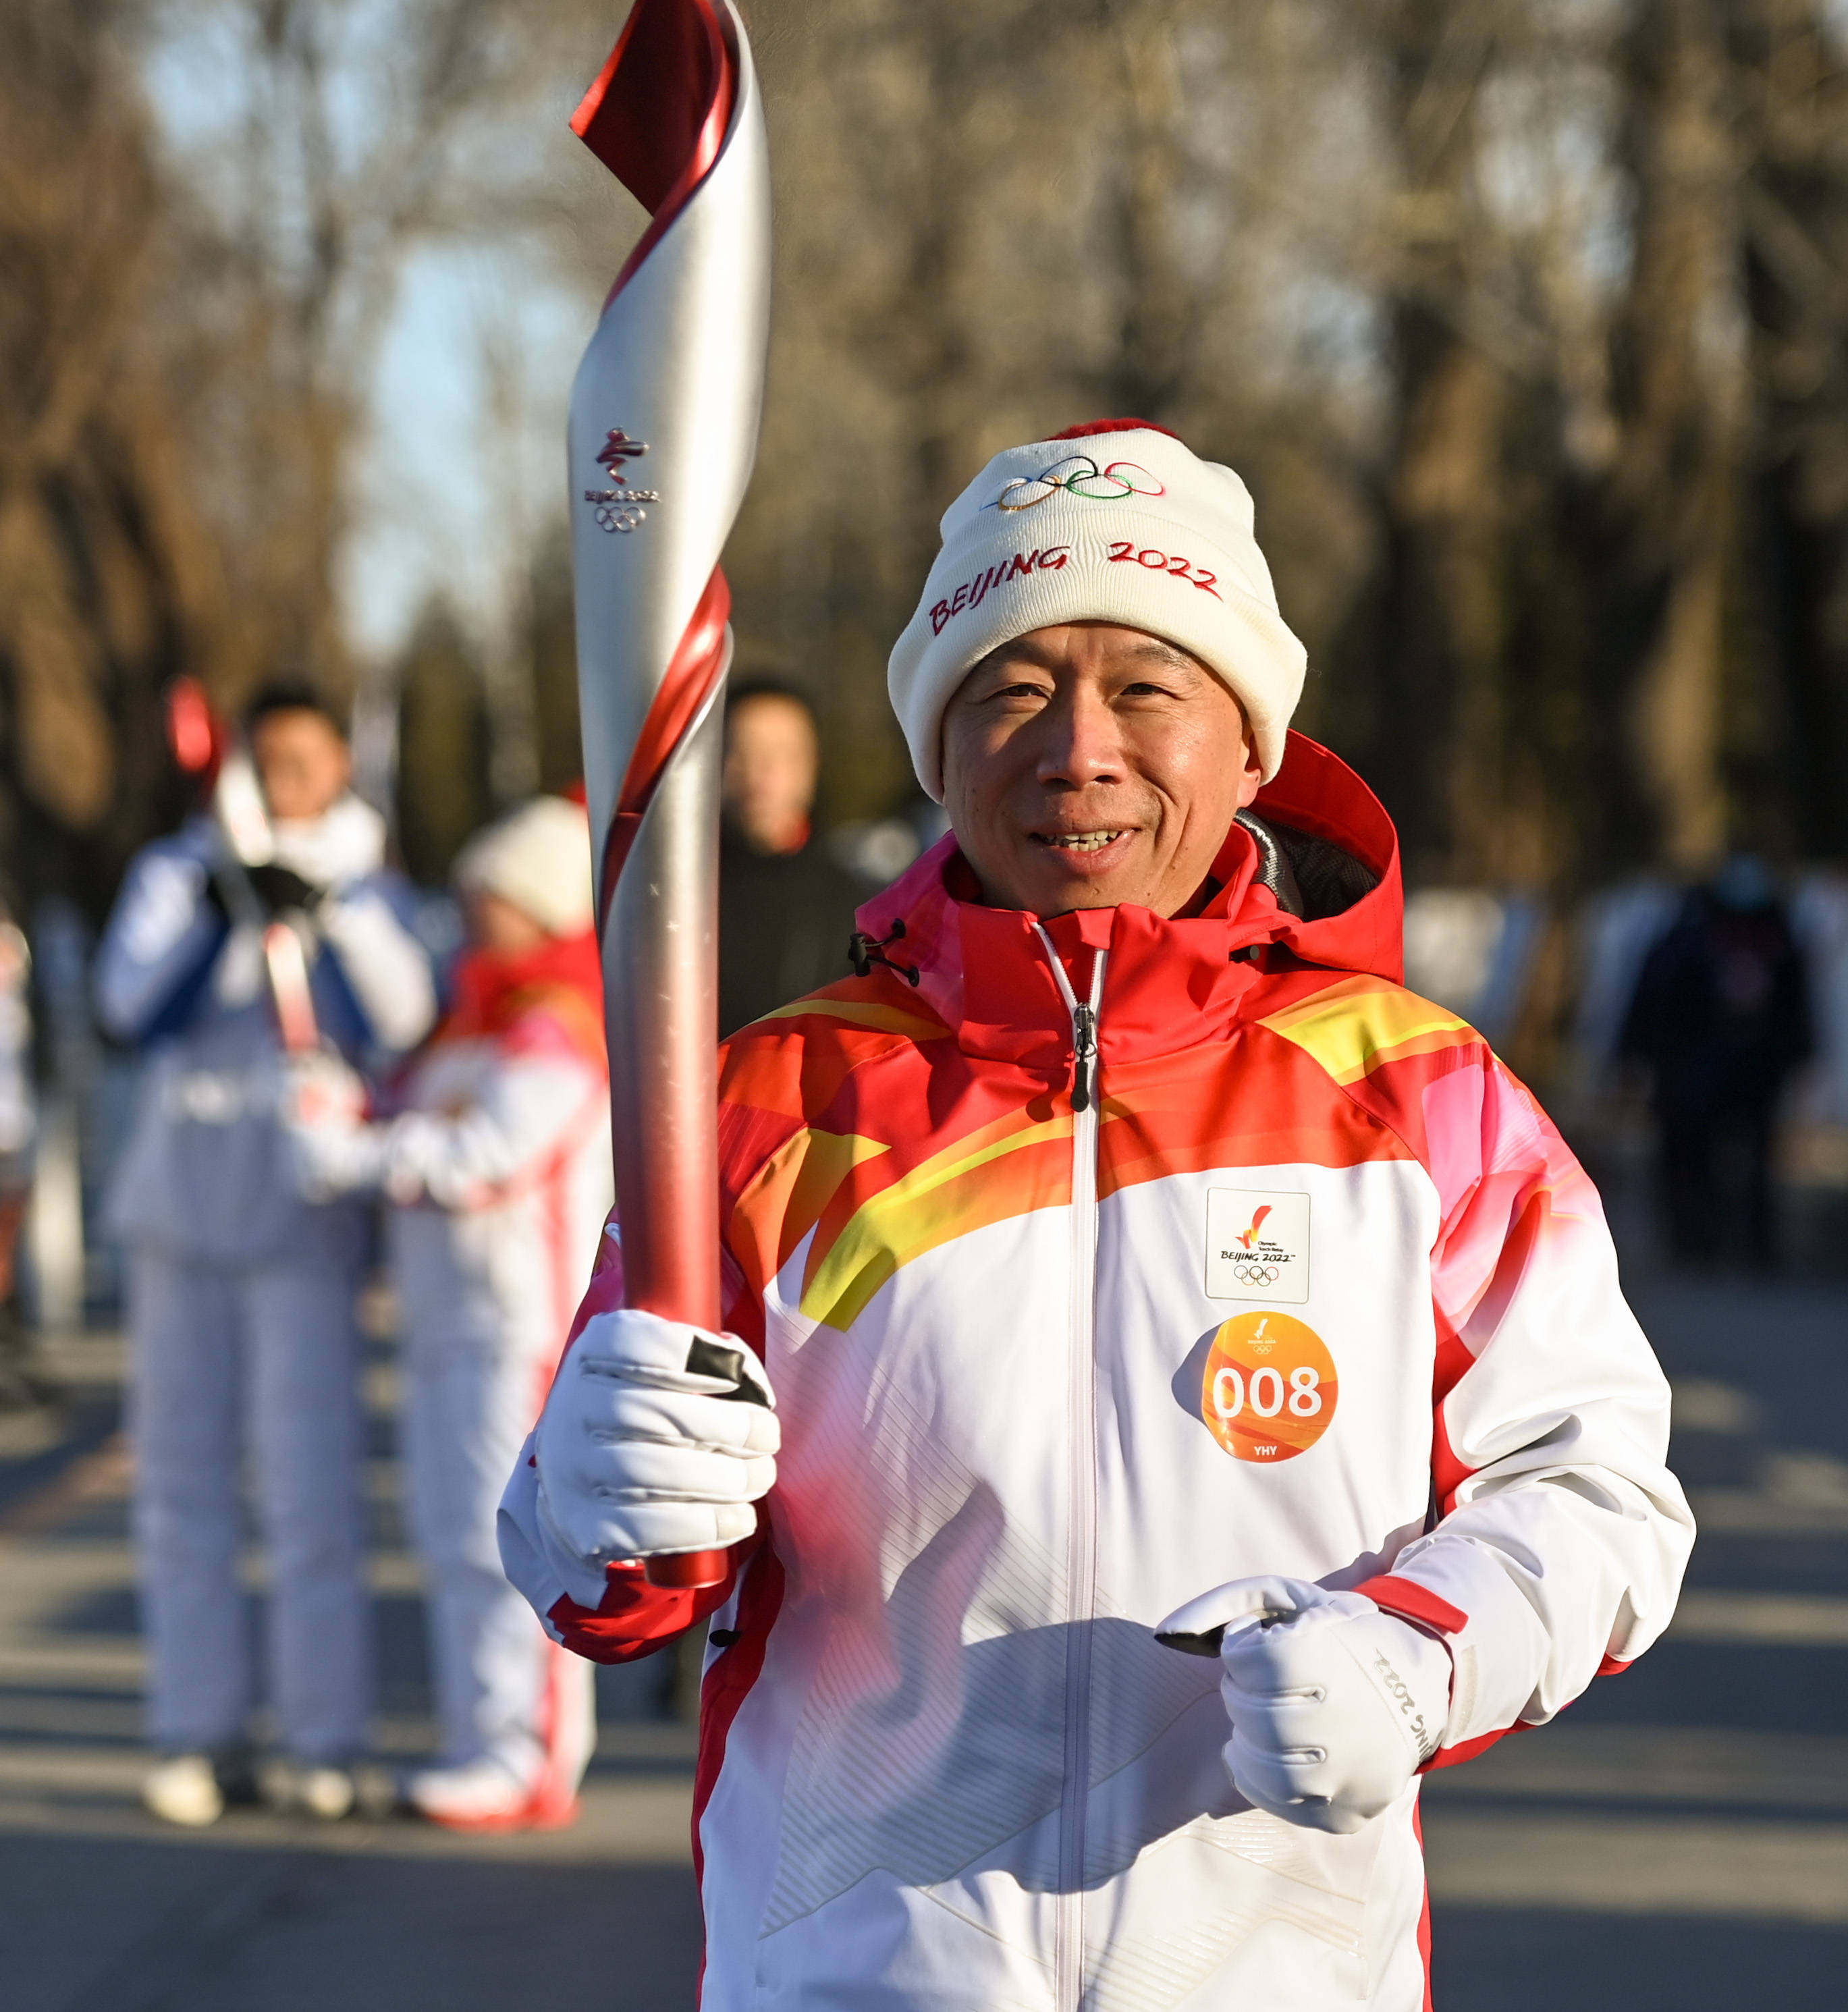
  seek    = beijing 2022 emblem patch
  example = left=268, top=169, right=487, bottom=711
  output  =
left=1205, top=1187, right=1309, bottom=1303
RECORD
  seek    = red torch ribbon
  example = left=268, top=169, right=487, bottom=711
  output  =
left=573, top=0, right=737, bottom=308
left=566, top=0, right=769, bottom=1588
left=598, top=564, right=732, bottom=923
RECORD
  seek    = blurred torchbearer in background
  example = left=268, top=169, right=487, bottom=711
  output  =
left=512, top=0, right=769, bottom=1596
left=94, top=681, right=436, bottom=1829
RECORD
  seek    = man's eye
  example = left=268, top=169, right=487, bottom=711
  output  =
left=991, top=682, right=1049, bottom=702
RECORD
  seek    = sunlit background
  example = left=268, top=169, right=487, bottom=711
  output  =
left=3, top=3, right=1848, bottom=2007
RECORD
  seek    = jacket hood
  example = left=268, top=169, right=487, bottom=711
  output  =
left=852, top=731, right=1403, bottom=1071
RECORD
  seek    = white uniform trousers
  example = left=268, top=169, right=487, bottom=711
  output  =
left=404, top=1330, right=593, bottom=1793
left=127, top=1243, right=372, bottom=1760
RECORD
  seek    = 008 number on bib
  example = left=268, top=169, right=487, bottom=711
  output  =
left=1200, top=1312, right=1338, bottom=1463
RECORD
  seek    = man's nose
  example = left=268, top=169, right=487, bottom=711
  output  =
left=1035, top=687, right=1122, bottom=787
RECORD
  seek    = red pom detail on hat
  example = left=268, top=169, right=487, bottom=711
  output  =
left=1046, top=418, right=1182, bottom=442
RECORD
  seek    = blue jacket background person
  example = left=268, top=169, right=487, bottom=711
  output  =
left=95, top=681, right=435, bottom=1827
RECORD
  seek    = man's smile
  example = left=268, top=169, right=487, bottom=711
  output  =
left=1033, top=828, right=1133, bottom=854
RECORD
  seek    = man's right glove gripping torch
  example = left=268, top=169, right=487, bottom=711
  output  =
left=528, top=1307, right=779, bottom=1605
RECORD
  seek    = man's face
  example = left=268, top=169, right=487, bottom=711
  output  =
left=941, top=622, right=1262, bottom=919
left=723, top=694, right=819, bottom=856
left=250, top=709, right=351, bottom=823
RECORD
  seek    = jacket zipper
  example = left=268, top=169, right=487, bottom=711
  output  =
left=1035, top=929, right=1106, bottom=2011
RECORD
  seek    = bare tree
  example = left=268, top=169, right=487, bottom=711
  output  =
left=0, top=0, right=212, bottom=916
left=1600, top=0, right=1745, bottom=871
left=160, top=0, right=598, bottom=701
left=0, top=0, right=606, bottom=915
left=1731, top=0, right=1848, bottom=857
left=13, top=0, right=1847, bottom=923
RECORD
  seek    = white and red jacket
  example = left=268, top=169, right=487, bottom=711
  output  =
left=315, top=935, right=612, bottom=1808
left=503, top=733, right=1691, bottom=2011
left=375, top=956, right=613, bottom=1371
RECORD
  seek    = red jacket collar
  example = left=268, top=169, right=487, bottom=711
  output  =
left=854, top=731, right=1403, bottom=1070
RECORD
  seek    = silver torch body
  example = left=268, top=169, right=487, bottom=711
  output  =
left=566, top=0, right=771, bottom=1587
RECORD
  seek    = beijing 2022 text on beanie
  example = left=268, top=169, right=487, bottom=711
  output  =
left=887, top=421, right=1307, bottom=800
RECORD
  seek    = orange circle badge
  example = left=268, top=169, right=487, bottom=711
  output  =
left=1201, top=1312, right=1338, bottom=1463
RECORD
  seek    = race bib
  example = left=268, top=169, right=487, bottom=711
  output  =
left=1200, top=1311, right=1338, bottom=1463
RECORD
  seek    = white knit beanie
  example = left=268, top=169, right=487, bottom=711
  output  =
left=453, top=796, right=594, bottom=937
left=888, top=423, right=1307, bottom=800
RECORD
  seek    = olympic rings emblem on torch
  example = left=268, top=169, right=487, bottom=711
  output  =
left=583, top=427, right=662, bottom=534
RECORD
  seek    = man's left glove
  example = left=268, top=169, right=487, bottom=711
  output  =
left=1156, top=1577, right=1452, bottom=1834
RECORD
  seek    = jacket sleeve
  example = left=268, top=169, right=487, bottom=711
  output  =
left=1357, top=1050, right=1693, bottom=1764
left=311, top=1037, right=602, bottom=1210
left=315, top=875, right=435, bottom=1056
left=496, top=1223, right=758, bottom=1662
left=94, top=831, right=226, bottom=1043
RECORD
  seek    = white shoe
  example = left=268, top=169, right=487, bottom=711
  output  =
left=406, top=1757, right=535, bottom=1829
left=296, top=1765, right=357, bottom=1820
left=260, top=1757, right=358, bottom=1821
left=142, top=1753, right=224, bottom=1828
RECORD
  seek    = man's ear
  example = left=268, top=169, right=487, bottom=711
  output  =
left=1234, top=720, right=1264, bottom=810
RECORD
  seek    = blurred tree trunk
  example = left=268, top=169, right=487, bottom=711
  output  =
left=528, top=535, right=587, bottom=799
left=1601, top=0, right=1744, bottom=872
left=0, top=1, right=208, bottom=921
left=198, top=0, right=562, bottom=710
left=1097, top=0, right=1194, bottom=420
left=1731, top=0, right=1848, bottom=863
left=0, top=0, right=595, bottom=919
left=1359, top=2, right=1516, bottom=882
left=396, top=603, right=493, bottom=886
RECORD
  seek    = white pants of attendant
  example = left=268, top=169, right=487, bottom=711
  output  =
left=128, top=1245, right=371, bottom=1760
left=404, top=1330, right=593, bottom=1795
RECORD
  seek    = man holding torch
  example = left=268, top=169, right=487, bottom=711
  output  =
left=505, top=7, right=1689, bottom=2005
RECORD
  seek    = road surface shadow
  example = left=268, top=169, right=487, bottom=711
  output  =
left=0, top=1831, right=702, bottom=2012
left=1432, top=1906, right=1848, bottom=2011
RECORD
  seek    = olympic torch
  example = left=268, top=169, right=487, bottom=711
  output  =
left=566, top=0, right=770, bottom=1588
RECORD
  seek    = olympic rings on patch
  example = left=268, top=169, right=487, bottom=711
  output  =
left=1232, top=1263, right=1280, bottom=1285
left=990, top=455, right=1166, bottom=512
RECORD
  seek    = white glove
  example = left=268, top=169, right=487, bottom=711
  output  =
left=533, top=1307, right=779, bottom=1583
left=279, top=1052, right=383, bottom=1200
left=1156, top=1576, right=1452, bottom=1834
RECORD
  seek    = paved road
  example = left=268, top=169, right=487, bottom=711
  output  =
left=2, top=1264, right=1845, bottom=2010
left=1423, top=1269, right=1848, bottom=2007
left=0, top=1336, right=703, bottom=2012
